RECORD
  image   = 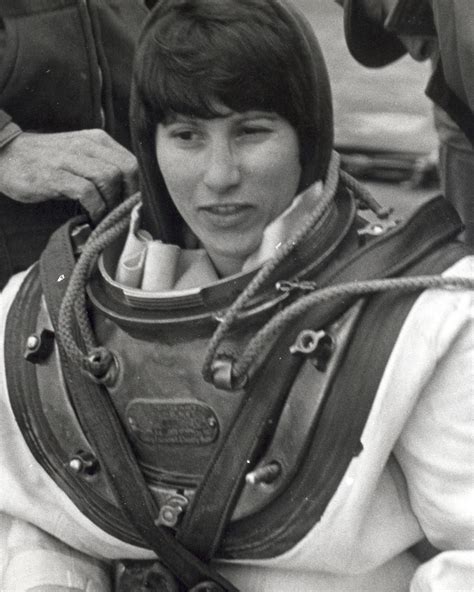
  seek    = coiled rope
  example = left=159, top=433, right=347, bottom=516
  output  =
left=58, top=192, right=140, bottom=377
left=222, top=275, right=473, bottom=386
left=56, top=156, right=473, bottom=386
left=200, top=152, right=473, bottom=386
left=201, top=150, right=342, bottom=382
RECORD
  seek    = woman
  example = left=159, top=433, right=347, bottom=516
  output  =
left=0, top=1, right=472, bottom=591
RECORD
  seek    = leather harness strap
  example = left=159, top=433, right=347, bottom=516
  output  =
left=176, top=196, right=464, bottom=559
left=39, top=239, right=238, bottom=591
left=5, top=196, right=467, bottom=590
left=60, top=341, right=237, bottom=592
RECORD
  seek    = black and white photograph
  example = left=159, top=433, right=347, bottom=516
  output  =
left=0, top=1, right=473, bottom=590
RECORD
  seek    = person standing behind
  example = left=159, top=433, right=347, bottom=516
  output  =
left=335, top=0, right=474, bottom=249
left=0, top=0, right=153, bottom=289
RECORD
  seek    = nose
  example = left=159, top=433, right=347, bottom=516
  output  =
left=203, top=139, right=240, bottom=192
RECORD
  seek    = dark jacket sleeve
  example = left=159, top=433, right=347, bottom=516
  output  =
left=0, top=24, right=20, bottom=148
left=432, top=0, right=474, bottom=114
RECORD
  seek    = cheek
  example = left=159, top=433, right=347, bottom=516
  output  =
left=256, top=139, right=301, bottom=205
left=156, top=146, right=194, bottom=211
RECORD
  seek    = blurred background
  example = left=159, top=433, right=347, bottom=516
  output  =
left=293, top=0, right=440, bottom=215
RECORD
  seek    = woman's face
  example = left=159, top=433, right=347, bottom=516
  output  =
left=155, top=105, right=301, bottom=276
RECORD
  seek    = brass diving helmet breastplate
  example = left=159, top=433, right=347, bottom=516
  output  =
left=7, top=188, right=467, bottom=559
left=9, top=188, right=372, bottom=558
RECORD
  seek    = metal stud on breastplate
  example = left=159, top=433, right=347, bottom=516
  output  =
left=245, top=461, right=282, bottom=486
left=85, top=348, right=120, bottom=387
left=289, top=329, right=335, bottom=371
left=24, top=329, right=55, bottom=363
left=68, top=450, right=99, bottom=477
left=155, top=494, right=189, bottom=528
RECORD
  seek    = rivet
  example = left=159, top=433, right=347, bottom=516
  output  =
left=69, top=458, right=83, bottom=473
left=163, top=509, right=174, bottom=521
left=26, top=335, right=39, bottom=350
left=24, top=329, right=55, bottom=364
left=245, top=461, right=281, bottom=485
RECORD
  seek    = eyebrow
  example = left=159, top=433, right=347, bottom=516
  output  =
left=239, top=112, right=277, bottom=121
left=161, top=113, right=197, bottom=125
left=162, top=110, right=277, bottom=125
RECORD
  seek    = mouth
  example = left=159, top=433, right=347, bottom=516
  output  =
left=199, top=203, right=254, bottom=228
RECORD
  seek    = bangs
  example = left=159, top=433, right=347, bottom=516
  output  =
left=134, top=2, right=307, bottom=125
left=140, top=63, right=291, bottom=122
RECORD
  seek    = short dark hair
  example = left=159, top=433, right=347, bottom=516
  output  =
left=131, top=0, right=333, bottom=242
left=136, top=0, right=309, bottom=126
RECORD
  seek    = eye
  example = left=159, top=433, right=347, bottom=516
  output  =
left=172, top=129, right=199, bottom=141
left=168, top=126, right=204, bottom=147
left=235, top=123, right=273, bottom=143
left=240, top=125, right=270, bottom=135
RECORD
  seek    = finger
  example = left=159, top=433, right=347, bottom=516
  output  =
left=80, top=129, right=139, bottom=197
left=62, top=155, right=122, bottom=212
left=55, top=170, right=107, bottom=224
left=94, top=142, right=139, bottom=199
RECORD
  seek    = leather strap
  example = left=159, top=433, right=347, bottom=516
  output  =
left=60, top=344, right=237, bottom=591
left=190, top=239, right=469, bottom=559
left=39, top=215, right=86, bottom=330
left=7, top=196, right=466, bottom=587
left=176, top=196, right=465, bottom=558
left=38, top=220, right=238, bottom=591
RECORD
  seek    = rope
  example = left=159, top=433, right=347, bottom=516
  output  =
left=339, top=169, right=393, bottom=218
left=201, top=150, right=341, bottom=383
left=55, top=165, right=472, bottom=389
left=201, top=157, right=473, bottom=388
left=57, top=193, right=141, bottom=377
left=230, top=274, right=474, bottom=384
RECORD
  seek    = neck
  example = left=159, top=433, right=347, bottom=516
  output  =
left=208, top=251, right=245, bottom=278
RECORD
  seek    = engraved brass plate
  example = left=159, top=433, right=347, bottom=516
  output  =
left=126, top=400, right=219, bottom=446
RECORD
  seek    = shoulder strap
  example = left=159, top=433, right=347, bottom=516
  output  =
left=39, top=215, right=87, bottom=332
left=176, top=202, right=467, bottom=559
left=60, top=336, right=238, bottom=591
left=12, top=198, right=467, bottom=587
left=37, top=218, right=238, bottom=591
left=220, top=238, right=468, bottom=559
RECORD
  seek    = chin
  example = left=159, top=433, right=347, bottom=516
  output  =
left=212, top=239, right=258, bottom=260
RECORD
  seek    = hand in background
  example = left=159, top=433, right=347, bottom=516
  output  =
left=0, top=129, right=138, bottom=223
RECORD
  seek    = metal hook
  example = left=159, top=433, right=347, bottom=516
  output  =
left=276, top=280, right=318, bottom=294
